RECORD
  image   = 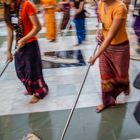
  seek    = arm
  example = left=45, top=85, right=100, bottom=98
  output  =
left=59, top=0, right=70, bottom=5
left=44, top=0, right=58, bottom=9
left=7, top=26, right=14, bottom=53
left=95, top=19, right=124, bottom=58
left=7, top=26, right=14, bottom=62
left=44, top=5, right=56, bottom=9
left=75, top=1, right=84, bottom=15
left=17, top=14, right=41, bottom=48
left=88, top=18, right=124, bottom=64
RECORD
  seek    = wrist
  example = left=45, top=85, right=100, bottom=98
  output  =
left=21, top=37, right=27, bottom=42
left=94, top=55, right=98, bottom=60
left=7, top=50, right=12, bottom=54
left=19, top=38, right=27, bottom=46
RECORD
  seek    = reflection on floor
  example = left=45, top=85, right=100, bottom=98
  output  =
left=0, top=103, right=140, bottom=140
left=42, top=50, right=86, bottom=69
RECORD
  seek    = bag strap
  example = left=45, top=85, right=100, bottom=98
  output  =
left=13, top=0, right=24, bottom=41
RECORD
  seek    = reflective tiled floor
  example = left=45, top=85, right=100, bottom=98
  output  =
left=0, top=5, right=140, bottom=140
left=42, top=50, right=86, bottom=69
left=0, top=103, right=140, bottom=140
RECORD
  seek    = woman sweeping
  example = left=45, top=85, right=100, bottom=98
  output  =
left=88, top=0, right=130, bottom=112
left=3, top=0, right=49, bottom=104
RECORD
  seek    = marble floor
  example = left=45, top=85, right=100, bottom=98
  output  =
left=0, top=5, right=140, bottom=140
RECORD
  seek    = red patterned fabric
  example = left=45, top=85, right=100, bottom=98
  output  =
left=99, top=41, right=130, bottom=107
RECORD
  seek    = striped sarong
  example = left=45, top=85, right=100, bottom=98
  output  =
left=99, top=41, right=130, bottom=107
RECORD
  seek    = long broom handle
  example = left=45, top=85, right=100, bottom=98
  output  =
left=0, top=61, right=11, bottom=77
left=0, top=49, right=17, bottom=78
left=61, top=17, right=73, bottom=38
left=60, top=44, right=98, bottom=140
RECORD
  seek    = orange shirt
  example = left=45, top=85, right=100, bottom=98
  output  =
left=20, top=0, right=38, bottom=43
left=98, top=0, right=128, bottom=45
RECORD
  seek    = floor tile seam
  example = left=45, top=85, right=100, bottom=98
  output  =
left=0, top=102, right=135, bottom=116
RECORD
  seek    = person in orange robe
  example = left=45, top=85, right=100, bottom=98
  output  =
left=41, top=0, right=57, bottom=42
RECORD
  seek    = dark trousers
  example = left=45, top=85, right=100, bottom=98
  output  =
left=15, top=41, right=48, bottom=99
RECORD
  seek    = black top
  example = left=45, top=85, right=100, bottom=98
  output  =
left=74, top=0, right=85, bottom=19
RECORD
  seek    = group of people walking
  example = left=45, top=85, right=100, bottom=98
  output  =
left=2, top=0, right=132, bottom=113
left=41, top=0, right=86, bottom=45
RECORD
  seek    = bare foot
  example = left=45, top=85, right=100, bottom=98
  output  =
left=96, top=104, right=107, bottom=113
left=49, top=39, right=56, bottom=42
left=30, top=95, right=40, bottom=104
left=74, top=43, right=81, bottom=47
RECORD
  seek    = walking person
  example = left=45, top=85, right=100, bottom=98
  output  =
left=59, top=0, right=71, bottom=31
left=72, top=0, right=86, bottom=46
left=41, top=0, right=57, bottom=42
left=88, top=0, right=130, bottom=112
left=3, top=0, right=49, bottom=104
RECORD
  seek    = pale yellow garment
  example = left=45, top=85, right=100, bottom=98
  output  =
left=98, top=0, right=128, bottom=45
left=41, top=0, right=57, bottom=40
